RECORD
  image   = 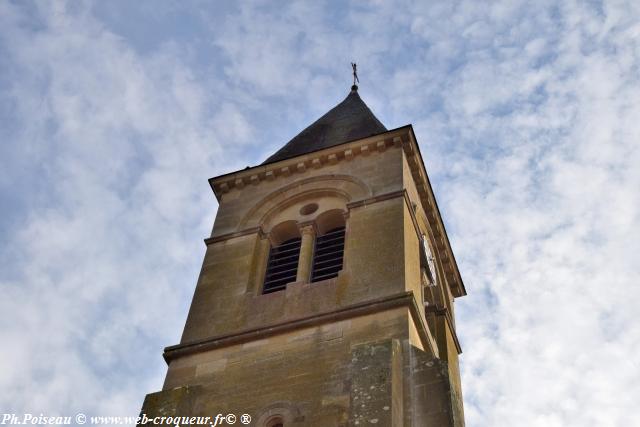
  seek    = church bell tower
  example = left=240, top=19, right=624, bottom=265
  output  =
left=140, top=82, right=467, bottom=426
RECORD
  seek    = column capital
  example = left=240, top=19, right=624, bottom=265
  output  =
left=297, top=221, right=317, bottom=236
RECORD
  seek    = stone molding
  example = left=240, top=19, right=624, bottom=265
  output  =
left=209, top=127, right=411, bottom=200
left=205, top=189, right=419, bottom=246
left=402, top=132, right=466, bottom=298
left=203, top=226, right=264, bottom=245
left=163, top=290, right=437, bottom=363
left=238, top=174, right=369, bottom=230
left=205, top=189, right=410, bottom=246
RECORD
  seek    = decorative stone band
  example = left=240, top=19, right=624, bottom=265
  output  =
left=162, top=290, right=441, bottom=364
left=208, top=127, right=411, bottom=200
left=204, top=190, right=414, bottom=246
left=203, top=226, right=265, bottom=245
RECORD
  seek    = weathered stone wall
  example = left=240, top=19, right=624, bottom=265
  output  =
left=142, top=330, right=464, bottom=426
left=180, top=146, right=409, bottom=345
left=143, top=309, right=410, bottom=426
left=403, top=342, right=465, bottom=427
left=349, top=339, right=404, bottom=426
left=141, top=134, right=465, bottom=426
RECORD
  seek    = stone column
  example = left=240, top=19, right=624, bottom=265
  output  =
left=296, top=223, right=316, bottom=283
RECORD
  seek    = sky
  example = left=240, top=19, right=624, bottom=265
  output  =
left=1, top=1, right=639, bottom=426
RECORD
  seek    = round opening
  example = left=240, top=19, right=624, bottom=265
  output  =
left=266, top=417, right=284, bottom=427
left=299, top=203, right=319, bottom=216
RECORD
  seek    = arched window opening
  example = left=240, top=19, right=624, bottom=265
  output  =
left=266, top=416, right=284, bottom=427
left=263, top=236, right=301, bottom=293
left=311, top=226, right=345, bottom=282
left=263, top=221, right=301, bottom=294
left=314, top=208, right=346, bottom=236
left=311, top=209, right=346, bottom=283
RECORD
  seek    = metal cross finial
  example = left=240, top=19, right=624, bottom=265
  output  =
left=351, top=62, right=359, bottom=86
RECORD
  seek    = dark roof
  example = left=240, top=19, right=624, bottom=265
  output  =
left=263, top=86, right=387, bottom=164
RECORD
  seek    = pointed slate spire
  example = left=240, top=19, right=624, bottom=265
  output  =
left=263, top=86, right=387, bottom=164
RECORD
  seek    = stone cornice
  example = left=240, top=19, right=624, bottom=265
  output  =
left=163, top=290, right=437, bottom=364
left=208, top=126, right=411, bottom=201
left=402, top=128, right=467, bottom=298
left=345, top=189, right=405, bottom=209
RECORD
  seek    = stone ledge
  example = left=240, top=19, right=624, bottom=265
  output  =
left=163, top=290, right=437, bottom=364
left=208, top=127, right=412, bottom=199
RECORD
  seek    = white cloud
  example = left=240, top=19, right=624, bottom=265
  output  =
left=409, top=1, right=640, bottom=425
left=1, top=1, right=639, bottom=426
left=0, top=1, right=251, bottom=417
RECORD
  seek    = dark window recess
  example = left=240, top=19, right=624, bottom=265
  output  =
left=263, top=237, right=301, bottom=294
left=311, top=226, right=345, bottom=282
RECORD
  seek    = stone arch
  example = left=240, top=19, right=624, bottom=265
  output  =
left=268, top=220, right=300, bottom=246
left=265, top=416, right=284, bottom=427
left=254, top=401, right=304, bottom=426
left=259, top=188, right=349, bottom=233
left=238, top=175, right=370, bottom=232
left=315, top=208, right=347, bottom=235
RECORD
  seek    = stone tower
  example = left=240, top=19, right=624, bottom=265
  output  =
left=140, top=84, right=467, bottom=426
